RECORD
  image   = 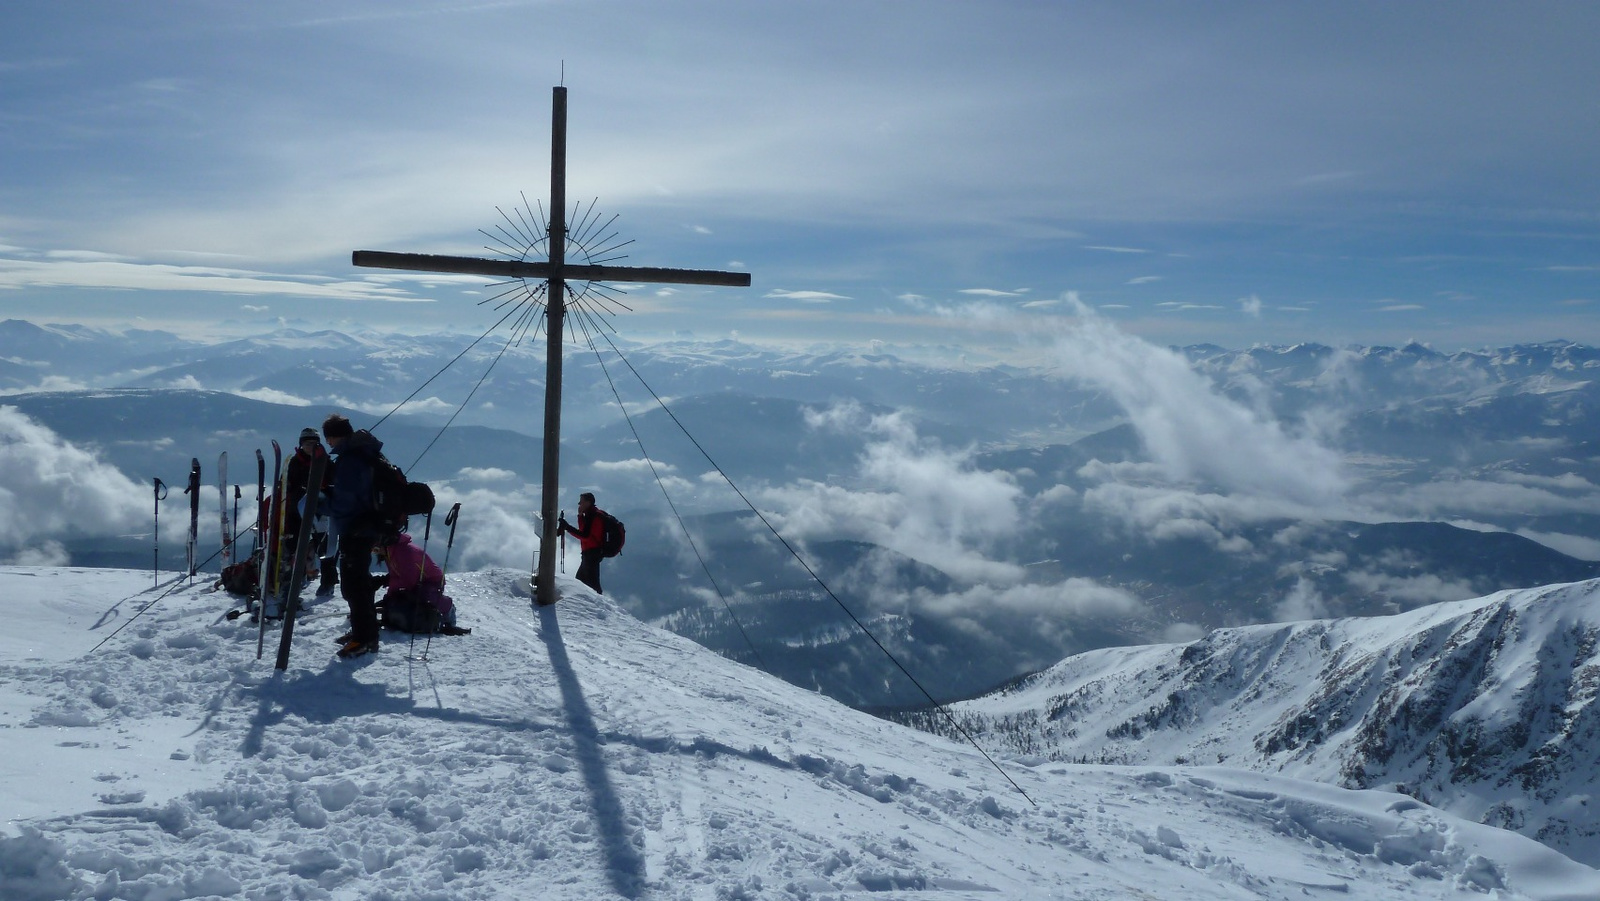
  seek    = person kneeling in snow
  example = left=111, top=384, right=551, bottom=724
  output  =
left=374, top=531, right=463, bottom=634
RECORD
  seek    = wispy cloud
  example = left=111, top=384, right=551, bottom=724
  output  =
left=1344, top=566, right=1477, bottom=605
left=765, top=289, right=849, bottom=303
left=1362, top=473, right=1600, bottom=521
left=1044, top=299, right=1348, bottom=541
left=1127, top=276, right=1163, bottom=285
left=1273, top=577, right=1331, bottom=621
left=234, top=387, right=314, bottom=406
left=45, top=249, right=133, bottom=262
left=1083, top=245, right=1151, bottom=254
left=0, top=254, right=429, bottom=303
left=454, top=467, right=518, bottom=482
left=755, top=399, right=1144, bottom=662
left=960, top=288, right=1026, bottom=297
left=765, top=402, right=1025, bottom=584
left=593, top=458, right=675, bottom=474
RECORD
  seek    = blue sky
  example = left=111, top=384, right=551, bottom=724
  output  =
left=2, top=1, right=1597, bottom=355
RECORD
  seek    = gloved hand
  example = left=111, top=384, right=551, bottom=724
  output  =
left=558, top=517, right=570, bottom=531
left=373, top=573, right=389, bottom=588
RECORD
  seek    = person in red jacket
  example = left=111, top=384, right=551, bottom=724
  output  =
left=558, top=492, right=606, bottom=593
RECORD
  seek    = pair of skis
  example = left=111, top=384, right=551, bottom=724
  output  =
left=184, top=442, right=323, bottom=671
left=176, top=453, right=247, bottom=584
left=251, top=439, right=326, bottom=670
left=273, top=451, right=326, bottom=670
left=183, top=458, right=201, bottom=582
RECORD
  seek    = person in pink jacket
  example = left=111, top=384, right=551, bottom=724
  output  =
left=373, top=531, right=455, bottom=630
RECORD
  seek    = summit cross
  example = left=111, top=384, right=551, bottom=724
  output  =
left=352, top=85, right=751, bottom=607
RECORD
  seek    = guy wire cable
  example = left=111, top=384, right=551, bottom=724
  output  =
left=372, top=287, right=546, bottom=431
left=406, top=294, right=546, bottom=475
left=587, top=325, right=1035, bottom=807
left=568, top=306, right=767, bottom=670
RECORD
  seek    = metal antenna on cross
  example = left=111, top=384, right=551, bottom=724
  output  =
left=352, top=85, right=751, bottom=607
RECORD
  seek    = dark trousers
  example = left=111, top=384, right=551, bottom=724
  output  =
left=338, top=529, right=379, bottom=642
left=576, top=549, right=604, bottom=594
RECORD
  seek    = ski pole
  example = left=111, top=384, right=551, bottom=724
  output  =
left=232, top=485, right=241, bottom=550
left=253, top=449, right=265, bottom=557
left=152, top=478, right=168, bottom=587
left=410, top=514, right=431, bottom=661
left=559, top=508, right=566, bottom=574
left=440, top=503, right=461, bottom=577
left=421, top=594, right=440, bottom=659
left=423, top=503, right=463, bottom=661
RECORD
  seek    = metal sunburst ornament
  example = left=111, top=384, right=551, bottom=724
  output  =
left=478, top=193, right=637, bottom=339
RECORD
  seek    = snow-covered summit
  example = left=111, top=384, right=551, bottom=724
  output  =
left=942, top=579, right=1600, bottom=867
left=3, top=566, right=1598, bottom=899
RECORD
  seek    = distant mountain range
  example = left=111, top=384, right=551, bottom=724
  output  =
left=3, top=318, right=1598, bottom=707
left=918, top=578, right=1600, bottom=867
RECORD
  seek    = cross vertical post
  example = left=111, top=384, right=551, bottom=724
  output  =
left=352, top=85, right=750, bottom=609
left=536, top=86, right=568, bottom=607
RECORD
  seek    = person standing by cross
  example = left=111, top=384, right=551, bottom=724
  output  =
left=558, top=492, right=607, bottom=594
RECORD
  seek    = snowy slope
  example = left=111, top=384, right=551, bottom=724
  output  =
left=3, top=566, right=1598, bottom=900
left=942, top=579, right=1600, bottom=867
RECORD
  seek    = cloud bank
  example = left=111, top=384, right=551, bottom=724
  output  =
left=0, top=407, right=149, bottom=562
left=753, top=401, right=1147, bottom=654
left=763, top=402, right=1024, bottom=585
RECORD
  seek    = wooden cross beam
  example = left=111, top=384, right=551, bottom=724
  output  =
left=351, top=251, right=751, bottom=288
left=352, top=86, right=750, bottom=607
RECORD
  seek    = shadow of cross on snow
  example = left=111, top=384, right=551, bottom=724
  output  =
left=537, top=604, right=648, bottom=899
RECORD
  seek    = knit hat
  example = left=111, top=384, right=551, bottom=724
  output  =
left=299, top=428, right=320, bottom=443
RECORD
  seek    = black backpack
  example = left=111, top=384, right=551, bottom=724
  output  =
left=599, top=510, right=625, bottom=558
left=381, top=587, right=445, bottom=634
left=370, top=452, right=434, bottom=525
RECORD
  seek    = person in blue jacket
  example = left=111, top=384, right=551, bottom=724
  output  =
left=322, top=413, right=386, bottom=659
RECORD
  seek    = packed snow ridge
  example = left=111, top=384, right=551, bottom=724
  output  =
left=944, top=579, right=1600, bottom=868
left=3, top=566, right=1598, bottom=900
